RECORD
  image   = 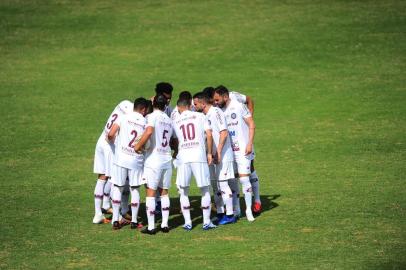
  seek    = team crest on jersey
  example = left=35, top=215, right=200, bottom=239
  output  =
left=231, top=113, right=237, bottom=119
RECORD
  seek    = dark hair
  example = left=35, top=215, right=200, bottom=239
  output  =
left=146, top=100, right=153, bottom=114
left=193, top=92, right=210, bottom=104
left=153, top=94, right=167, bottom=111
left=133, top=97, right=149, bottom=111
left=179, top=91, right=192, bottom=100
left=202, top=87, right=215, bottom=98
left=214, top=85, right=229, bottom=96
left=177, top=96, right=191, bottom=107
left=155, top=82, right=173, bottom=95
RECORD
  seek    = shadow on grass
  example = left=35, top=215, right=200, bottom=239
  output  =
left=134, top=194, right=280, bottom=230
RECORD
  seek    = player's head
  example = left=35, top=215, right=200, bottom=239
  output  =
left=213, top=85, right=229, bottom=108
left=146, top=100, right=153, bottom=115
left=155, top=82, right=173, bottom=105
left=193, top=92, right=210, bottom=113
left=177, top=94, right=192, bottom=109
left=133, top=97, right=149, bottom=116
left=179, top=91, right=192, bottom=101
left=153, top=94, right=167, bottom=111
left=202, top=87, right=215, bottom=104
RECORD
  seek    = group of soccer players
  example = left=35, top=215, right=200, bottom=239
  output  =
left=92, top=82, right=263, bottom=234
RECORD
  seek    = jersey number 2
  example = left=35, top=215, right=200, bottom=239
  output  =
left=128, top=130, right=138, bottom=147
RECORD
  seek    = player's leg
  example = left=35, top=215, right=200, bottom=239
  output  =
left=217, top=161, right=236, bottom=225
left=120, top=180, right=130, bottom=220
left=159, top=167, right=172, bottom=232
left=192, top=163, right=216, bottom=230
left=176, top=163, right=192, bottom=230
left=210, top=164, right=224, bottom=222
left=102, top=179, right=112, bottom=213
left=237, top=159, right=255, bottom=222
left=110, top=164, right=128, bottom=229
left=229, top=162, right=241, bottom=217
left=93, top=174, right=107, bottom=223
left=129, top=167, right=143, bottom=229
left=142, top=167, right=158, bottom=234
left=250, top=161, right=262, bottom=214
left=93, top=141, right=108, bottom=223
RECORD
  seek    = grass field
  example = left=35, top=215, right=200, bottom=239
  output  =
left=1, top=0, right=405, bottom=269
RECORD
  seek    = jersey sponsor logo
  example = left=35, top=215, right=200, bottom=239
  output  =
left=227, top=121, right=239, bottom=126
left=229, top=131, right=236, bottom=136
left=231, top=113, right=237, bottom=119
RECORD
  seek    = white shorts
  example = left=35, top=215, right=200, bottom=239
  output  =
left=93, top=136, right=114, bottom=177
left=143, top=166, right=172, bottom=190
left=176, top=162, right=210, bottom=188
left=110, top=164, right=143, bottom=187
left=216, top=161, right=235, bottom=181
left=233, top=157, right=252, bottom=176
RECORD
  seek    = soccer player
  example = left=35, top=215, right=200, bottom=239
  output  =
left=193, top=92, right=237, bottom=225
left=173, top=95, right=217, bottom=231
left=92, top=100, right=133, bottom=224
left=206, top=87, right=262, bottom=214
left=134, top=94, right=174, bottom=234
left=213, top=85, right=256, bottom=222
left=107, top=98, right=149, bottom=230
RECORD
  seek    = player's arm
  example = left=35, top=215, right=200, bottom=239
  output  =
left=134, top=126, right=153, bottom=153
left=243, top=116, right=255, bottom=155
left=205, top=129, right=213, bottom=165
left=107, top=123, right=120, bottom=143
left=216, top=129, right=228, bottom=163
left=246, top=95, right=254, bottom=116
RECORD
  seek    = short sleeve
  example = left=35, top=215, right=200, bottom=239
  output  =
left=215, top=109, right=227, bottom=131
left=203, top=115, right=212, bottom=131
left=230, top=91, right=247, bottom=104
left=240, top=103, right=251, bottom=119
left=146, top=113, right=157, bottom=128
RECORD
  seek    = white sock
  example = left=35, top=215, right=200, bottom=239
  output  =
left=250, top=171, right=261, bottom=203
left=111, top=185, right=123, bottom=222
left=130, top=187, right=140, bottom=223
left=200, top=186, right=211, bottom=225
left=102, top=180, right=112, bottom=210
left=121, top=185, right=130, bottom=215
left=212, top=180, right=224, bottom=214
left=161, top=195, right=170, bottom=228
left=219, top=181, right=233, bottom=216
left=240, top=176, right=253, bottom=213
left=179, top=186, right=191, bottom=226
left=228, top=178, right=241, bottom=215
left=94, top=179, right=105, bottom=215
left=145, top=196, right=156, bottom=230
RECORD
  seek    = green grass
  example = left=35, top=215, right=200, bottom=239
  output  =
left=1, top=0, right=405, bottom=269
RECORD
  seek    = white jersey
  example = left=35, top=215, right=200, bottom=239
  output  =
left=206, top=106, right=234, bottom=162
left=222, top=99, right=254, bottom=160
left=170, top=106, right=180, bottom=121
left=113, top=111, right=146, bottom=169
left=173, top=110, right=210, bottom=164
left=101, top=100, right=133, bottom=139
left=144, top=110, right=173, bottom=169
left=229, top=91, right=247, bottom=104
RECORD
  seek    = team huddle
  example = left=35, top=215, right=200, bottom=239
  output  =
left=92, top=82, right=262, bottom=234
